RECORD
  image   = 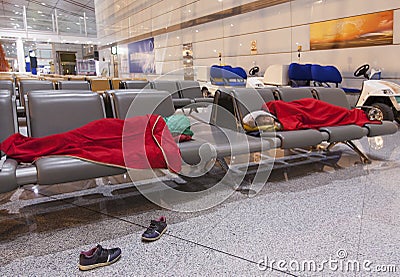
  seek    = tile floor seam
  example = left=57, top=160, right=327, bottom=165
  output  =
left=0, top=133, right=400, bottom=276
left=24, top=186, right=302, bottom=276
left=158, top=193, right=303, bottom=277
left=164, top=232, right=301, bottom=277
left=355, top=177, right=368, bottom=274
left=161, top=197, right=241, bottom=274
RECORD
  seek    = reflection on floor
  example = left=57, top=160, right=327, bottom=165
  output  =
left=0, top=131, right=399, bottom=276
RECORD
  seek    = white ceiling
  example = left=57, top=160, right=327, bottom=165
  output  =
left=0, top=0, right=96, bottom=34
left=0, top=0, right=95, bottom=19
left=0, top=0, right=96, bottom=58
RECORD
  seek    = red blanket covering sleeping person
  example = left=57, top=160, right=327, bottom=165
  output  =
left=262, top=98, right=381, bottom=131
left=0, top=114, right=182, bottom=173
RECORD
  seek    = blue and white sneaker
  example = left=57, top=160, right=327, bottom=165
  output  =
left=141, top=216, right=167, bottom=241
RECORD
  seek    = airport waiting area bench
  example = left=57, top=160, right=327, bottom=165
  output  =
left=212, top=86, right=397, bottom=163
left=0, top=82, right=397, bottom=194
left=0, top=88, right=273, bottom=193
left=16, top=79, right=212, bottom=110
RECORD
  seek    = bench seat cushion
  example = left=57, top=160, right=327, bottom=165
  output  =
left=191, top=124, right=272, bottom=155
left=35, top=157, right=126, bottom=185
left=319, top=125, right=366, bottom=142
left=0, top=158, right=18, bottom=192
left=261, top=129, right=323, bottom=149
left=363, top=121, right=398, bottom=137
left=172, top=98, right=193, bottom=108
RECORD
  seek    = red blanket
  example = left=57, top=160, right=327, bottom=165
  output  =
left=0, top=115, right=182, bottom=172
left=262, top=98, right=380, bottom=131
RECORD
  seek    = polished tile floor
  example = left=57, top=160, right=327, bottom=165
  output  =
left=0, top=130, right=399, bottom=276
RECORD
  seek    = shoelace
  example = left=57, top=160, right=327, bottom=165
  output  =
left=145, top=221, right=158, bottom=233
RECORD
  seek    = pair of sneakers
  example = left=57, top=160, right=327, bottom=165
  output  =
left=79, top=216, right=167, bottom=270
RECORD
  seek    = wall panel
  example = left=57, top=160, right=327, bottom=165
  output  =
left=96, top=0, right=400, bottom=81
left=291, top=0, right=400, bottom=25
left=155, top=45, right=182, bottom=62
left=193, top=39, right=224, bottom=60
left=222, top=3, right=291, bottom=37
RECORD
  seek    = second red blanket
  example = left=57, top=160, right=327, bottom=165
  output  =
left=1, top=115, right=182, bottom=172
left=262, top=98, right=380, bottom=131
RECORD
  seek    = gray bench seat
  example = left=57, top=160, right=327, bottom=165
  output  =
left=0, top=92, right=19, bottom=193
left=190, top=123, right=272, bottom=156
left=216, top=87, right=325, bottom=149
left=108, top=90, right=272, bottom=166
left=363, top=121, right=398, bottom=137
left=24, top=92, right=124, bottom=185
left=312, top=87, right=398, bottom=138
left=34, top=157, right=126, bottom=185
left=273, top=87, right=398, bottom=150
left=58, top=80, right=91, bottom=90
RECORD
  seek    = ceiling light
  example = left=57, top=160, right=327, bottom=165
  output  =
left=41, top=2, right=46, bottom=5
left=38, top=11, right=42, bottom=14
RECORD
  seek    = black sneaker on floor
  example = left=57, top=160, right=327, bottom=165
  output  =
left=79, top=244, right=121, bottom=271
left=141, top=216, right=167, bottom=241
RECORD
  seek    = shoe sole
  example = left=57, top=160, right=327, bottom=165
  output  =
left=78, top=254, right=121, bottom=271
left=141, top=226, right=167, bottom=242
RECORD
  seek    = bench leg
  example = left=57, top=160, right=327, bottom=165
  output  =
left=327, top=141, right=371, bottom=164
left=345, top=140, right=371, bottom=164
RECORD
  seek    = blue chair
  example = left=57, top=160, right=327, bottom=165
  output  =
left=210, top=65, right=225, bottom=86
left=311, top=64, right=360, bottom=93
left=311, top=64, right=342, bottom=86
left=222, top=66, right=246, bottom=86
left=210, top=65, right=247, bottom=86
left=288, top=63, right=312, bottom=87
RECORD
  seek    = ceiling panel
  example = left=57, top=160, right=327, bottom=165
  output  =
left=0, top=0, right=96, bottom=59
left=0, top=0, right=95, bottom=20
